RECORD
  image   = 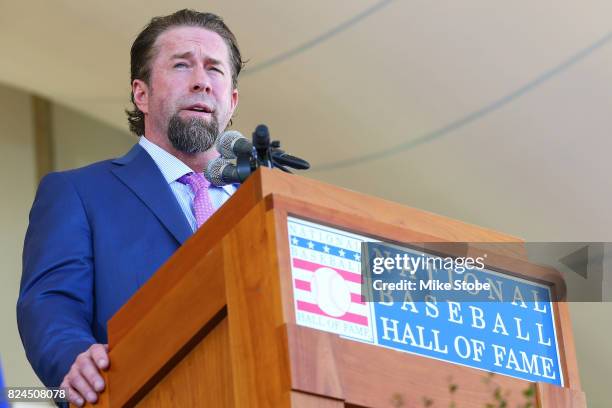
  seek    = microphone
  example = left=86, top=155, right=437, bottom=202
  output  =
left=217, top=130, right=252, bottom=159
left=252, top=125, right=271, bottom=166
left=252, top=125, right=270, bottom=150
left=205, top=158, right=240, bottom=186
left=214, top=125, right=310, bottom=183
left=271, top=151, right=310, bottom=170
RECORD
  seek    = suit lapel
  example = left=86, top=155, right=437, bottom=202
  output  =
left=111, top=144, right=193, bottom=245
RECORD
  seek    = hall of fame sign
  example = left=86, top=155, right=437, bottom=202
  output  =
left=286, top=217, right=564, bottom=386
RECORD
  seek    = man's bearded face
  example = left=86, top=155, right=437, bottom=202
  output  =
left=141, top=26, right=238, bottom=153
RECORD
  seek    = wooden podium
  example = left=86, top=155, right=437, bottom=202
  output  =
left=90, top=168, right=585, bottom=407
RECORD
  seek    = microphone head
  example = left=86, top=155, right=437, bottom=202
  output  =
left=271, top=151, right=310, bottom=170
left=205, top=157, right=233, bottom=186
left=253, top=124, right=270, bottom=150
left=217, top=130, right=246, bottom=159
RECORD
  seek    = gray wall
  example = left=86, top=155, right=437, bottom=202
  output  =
left=570, top=303, right=611, bottom=405
left=52, top=103, right=134, bottom=171
left=0, top=84, right=38, bottom=390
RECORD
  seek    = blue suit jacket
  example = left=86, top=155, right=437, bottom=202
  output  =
left=17, top=144, right=194, bottom=388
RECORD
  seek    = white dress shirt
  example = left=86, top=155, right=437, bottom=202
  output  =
left=138, top=136, right=236, bottom=232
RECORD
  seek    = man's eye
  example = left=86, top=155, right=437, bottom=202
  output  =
left=210, top=67, right=223, bottom=74
left=174, top=62, right=188, bottom=68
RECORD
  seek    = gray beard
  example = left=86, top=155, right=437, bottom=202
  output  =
left=167, top=113, right=220, bottom=154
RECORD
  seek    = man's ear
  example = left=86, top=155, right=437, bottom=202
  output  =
left=132, top=79, right=149, bottom=114
left=229, top=88, right=239, bottom=117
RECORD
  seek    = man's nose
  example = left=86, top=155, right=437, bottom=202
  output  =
left=190, top=67, right=212, bottom=93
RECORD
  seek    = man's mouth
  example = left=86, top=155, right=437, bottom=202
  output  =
left=184, top=103, right=214, bottom=114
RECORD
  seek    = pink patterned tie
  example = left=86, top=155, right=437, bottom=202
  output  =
left=177, top=172, right=215, bottom=228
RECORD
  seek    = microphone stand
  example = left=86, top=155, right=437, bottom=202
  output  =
left=214, top=124, right=310, bottom=184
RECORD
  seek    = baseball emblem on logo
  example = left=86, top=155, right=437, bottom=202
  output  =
left=310, top=267, right=352, bottom=317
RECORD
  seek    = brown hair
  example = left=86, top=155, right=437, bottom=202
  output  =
left=126, top=9, right=243, bottom=135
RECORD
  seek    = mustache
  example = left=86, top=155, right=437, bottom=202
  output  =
left=177, top=96, right=216, bottom=109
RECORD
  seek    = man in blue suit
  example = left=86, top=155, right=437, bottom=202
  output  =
left=17, top=10, right=242, bottom=407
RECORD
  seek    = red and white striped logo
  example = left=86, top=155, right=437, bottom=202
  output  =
left=288, top=218, right=374, bottom=342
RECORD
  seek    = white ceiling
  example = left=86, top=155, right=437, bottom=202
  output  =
left=1, top=0, right=611, bottom=241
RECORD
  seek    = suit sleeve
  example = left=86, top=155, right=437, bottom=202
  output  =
left=17, top=172, right=97, bottom=388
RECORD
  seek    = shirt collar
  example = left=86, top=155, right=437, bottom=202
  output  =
left=139, top=136, right=192, bottom=184
left=138, top=136, right=236, bottom=194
